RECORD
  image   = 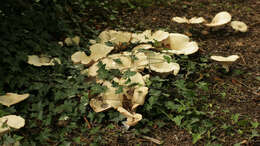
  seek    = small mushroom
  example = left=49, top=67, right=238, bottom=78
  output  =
left=172, top=17, right=205, bottom=24
left=28, top=55, right=61, bottom=67
left=205, top=11, right=232, bottom=27
left=0, top=115, right=25, bottom=134
left=230, top=21, right=248, bottom=32
left=0, top=93, right=29, bottom=107
left=71, top=51, right=92, bottom=65
left=102, top=81, right=124, bottom=109
left=64, top=36, right=80, bottom=46
left=162, top=33, right=199, bottom=55
left=210, top=55, right=239, bottom=72
left=150, top=30, right=169, bottom=42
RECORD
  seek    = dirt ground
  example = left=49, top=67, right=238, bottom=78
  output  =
left=89, top=0, right=260, bottom=145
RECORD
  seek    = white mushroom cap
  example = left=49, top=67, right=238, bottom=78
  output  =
left=64, top=36, right=80, bottom=46
left=119, top=71, right=146, bottom=87
left=162, top=33, right=199, bottom=55
left=230, top=21, right=248, bottom=32
left=88, top=62, right=99, bottom=77
left=117, top=107, right=142, bottom=127
left=132, top=86, right=148, bottom=110
left=132, top=44, right=153, bottom=52
left=147, top=52, right=180, bottom=75
left=131, top=30, right=152, bottom=43
left=103, top=53, right=132, bottom=70
left=172, top=17, right=189, bottom=23
left=28, top=55, right=61, bottom=67
left=98, top=30, right=132, bottom=45
left=151, top=30, right=169, bottom=42
left=102, top=81, right=123, bottom=109
left=0, top=93, right=29, bottom=107
left=130, top=52, right=149, bottom=71
left=90, top=98, right=112, bottom=113
left=89, top=43, right=114, bottom=61
left=71, top=51, right=92, bottom=65
left=205, top=11, right=232, bottom=27
left=189, top=17, right=205, bottom=24
left=0, top=115, right=25, bottom=134
left=172, top=17, right=205, bottom=24
left=210, top=55, right=239, bottom=62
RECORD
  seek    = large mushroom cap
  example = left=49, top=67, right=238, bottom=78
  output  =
left=131, top=30, right=152, bottom=43
left=102, top=53, right=132, bottom=70
left=0, top=115, right=25, bottom=134
left=162, top=33, right=199, bottom=55
left=230, top=21, right=248, bottom=32
left=102, top=81, right=123, bottom=109
left=132, top=44, right=153, bottom=52
left=0, top=93, right=29, bottom=107
left=89, top=43, right=114, bottom=61
left=99, top=30, right=132, bottom=45
left=210, top=55, right=239, bottom=62
left=147, top=52, right=180, bottom=75
left=205, top=11, right=232, bottom=27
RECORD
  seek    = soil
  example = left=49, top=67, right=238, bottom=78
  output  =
left=88, top=0, right=260, bottom=145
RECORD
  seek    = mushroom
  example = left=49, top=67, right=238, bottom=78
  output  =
left=162, top=33, right=199, bottom=55
left=210, top=55, right=239, bottom=72
left=150, top=30, right=169, bottom=42
left=117, top=106, right=142, bottom=128
left=146, top=52, right=180, bottom=75
left=64, top=36, right=80, bottom=46
left=28, top=55, right=61, bottom=67
left=71, top=51, right=92, bottom=65
left=130, top=52, right=149, bottom=71
left=205, top=11, right=232, bottom=27
left=230, top=21, right=248, bottom=32
left=131, top=30, right=152, bottom=43
left=132, top=44, right=153, bottom=52
left=0, top=93, right=29, bottom=107
left=101, top=80, right=124, bottom=109
left=90, top=98, right=112, bottom=113
left=131, top=86, right=149, bottom=110
left=172, top=17, right=205, bottom=24
left=89, top=43, right=114, bottom=61
left=0, top=115, right=25, bottom=134
left=99, top=30, right=132, bottom=45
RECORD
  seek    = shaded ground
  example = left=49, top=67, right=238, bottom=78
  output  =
left=93, top=0, right=259, bottom=145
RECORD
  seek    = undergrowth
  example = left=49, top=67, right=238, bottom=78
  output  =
left=0, top=0, right=258, bottom=145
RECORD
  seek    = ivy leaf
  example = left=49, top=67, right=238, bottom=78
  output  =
left=122, top=69, right=136, bottom=79
left=113, top=58, right=123, bottom=65
left=192, top=133, right=202, bottom=144
left=173, top=115, right=184, bottom=126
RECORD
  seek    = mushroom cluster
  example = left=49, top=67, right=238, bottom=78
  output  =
left=172, top=11, right=248, bottom=32
left=69, top=30, right=199, bottom=128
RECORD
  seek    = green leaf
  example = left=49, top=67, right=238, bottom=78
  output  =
left=251, top=121, right=259, bottom=129
left=123, top=69, right=136, bottom=79
left=173, top=115, right=184, bottom=126
left=192, top=133, right=202, bottom=144
left=113, top=58, right=123, bottom=65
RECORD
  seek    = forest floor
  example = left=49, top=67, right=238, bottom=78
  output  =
left=89, top=0, right=260, bottom=145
